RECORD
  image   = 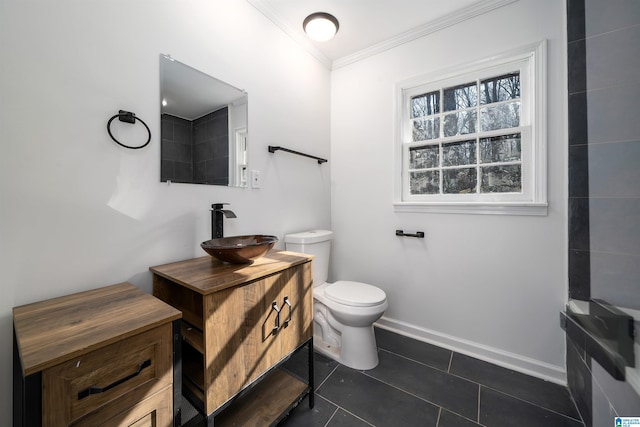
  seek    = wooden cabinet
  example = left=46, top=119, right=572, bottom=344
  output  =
left=150, top=250, right=314, bottom=426
left=13, top=282, right=182, bottom=427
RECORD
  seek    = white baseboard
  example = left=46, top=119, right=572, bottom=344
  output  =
left=375, top=316, right=567, bottom=386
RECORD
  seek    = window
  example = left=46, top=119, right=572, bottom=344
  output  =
left=395, top=42, right=547, bottom=215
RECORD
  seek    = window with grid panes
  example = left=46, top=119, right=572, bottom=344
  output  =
left=396, top=43, right=547, bottom=215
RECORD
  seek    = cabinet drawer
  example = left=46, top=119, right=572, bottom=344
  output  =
left=74, top=384, right=173, bottom=427
left=42, top=324, right=173, bottom=426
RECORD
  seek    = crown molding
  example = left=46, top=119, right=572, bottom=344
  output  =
left=247, top=0, right=333, bottom=69
left=332, top=0, right=519, bottom=69
left=247, top=0, right=519, bottom=71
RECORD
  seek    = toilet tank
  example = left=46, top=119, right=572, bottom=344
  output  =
left=284, top=230, right=333, bottom=287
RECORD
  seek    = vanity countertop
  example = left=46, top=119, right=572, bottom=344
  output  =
left=149, top=249, right=313, bottom=295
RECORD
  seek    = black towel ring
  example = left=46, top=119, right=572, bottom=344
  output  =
left=107, top=110, right=151, bottom=149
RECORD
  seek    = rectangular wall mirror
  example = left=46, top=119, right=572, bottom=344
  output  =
left=160, top=54, right=248, bottom=187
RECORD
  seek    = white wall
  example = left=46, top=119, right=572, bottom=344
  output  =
left=0, top=0, right=331, bottom=423
left=330, top=0, right=568, bottom=382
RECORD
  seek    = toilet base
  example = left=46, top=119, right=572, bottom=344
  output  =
left=313, top=337, right=341, bottom=362
left=313, top=324, right=380, bottom=370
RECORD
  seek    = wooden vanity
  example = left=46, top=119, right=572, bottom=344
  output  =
left=13, top=282, right=182, bottom=427
left=150, top=250, right=314, bottom=426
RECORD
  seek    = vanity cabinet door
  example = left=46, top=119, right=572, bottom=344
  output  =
left=203, top=261, right=313, bottom=414
left=277, top=260, right=313, bottom=357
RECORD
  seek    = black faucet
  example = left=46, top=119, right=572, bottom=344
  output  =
left=211, top=203, right=237, bottom=239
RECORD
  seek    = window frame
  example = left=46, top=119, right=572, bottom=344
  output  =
left=394, top=41, right=547, bottom=216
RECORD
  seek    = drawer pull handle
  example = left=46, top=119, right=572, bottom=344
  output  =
left=77, top=359, right=152, bottom=400
left=283, top=296, right=292, bottom=328
left=272, top=301, right=281, bottom=335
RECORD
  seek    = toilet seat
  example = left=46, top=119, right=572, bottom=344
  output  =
left=325, top=281, right=386, bottom=307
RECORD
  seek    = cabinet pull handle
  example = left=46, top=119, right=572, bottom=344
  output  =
left=283, top=296, right=292, bottom=328
left=271, top=301, right=281, bottom=335
left=77, top=359, right=152, bottom=400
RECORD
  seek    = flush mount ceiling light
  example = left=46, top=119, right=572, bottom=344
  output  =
left=303, top=12, right=339, bottom=42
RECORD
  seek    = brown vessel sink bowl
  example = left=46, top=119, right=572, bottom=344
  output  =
left=201, top=235, right=278, bottom=264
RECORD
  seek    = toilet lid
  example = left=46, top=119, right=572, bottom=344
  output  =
left=325, top=281, right=387, bottom=307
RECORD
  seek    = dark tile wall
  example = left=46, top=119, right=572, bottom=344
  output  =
left=567, top=0, right=590, bottom=300
left=570, top=0, right=640, bottom=308
left=161, top=114, right=193, bottom=183
left=566, top=0, right=640, bottom=424
left=161, top=108, right=229, bottom=185
left=193, top=108, right=229, bottom=186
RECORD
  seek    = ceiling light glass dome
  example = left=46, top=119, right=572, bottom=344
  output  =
left=303, top=12, right=339, bottom=42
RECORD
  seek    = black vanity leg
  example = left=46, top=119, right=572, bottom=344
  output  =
left=13, top=328, right=41, bottom=427
left=308, top=337, right=315, bottom=409
left=172, top=319, right=182, bottom=427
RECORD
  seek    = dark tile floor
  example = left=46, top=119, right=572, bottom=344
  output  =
left=278, top=327, right=585, bottom=427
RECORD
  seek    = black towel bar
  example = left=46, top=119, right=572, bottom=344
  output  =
left=396, top=230, right=424, bottom=238
left=268, top=146, right=327, bottom=164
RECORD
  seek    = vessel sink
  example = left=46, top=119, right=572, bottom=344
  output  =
left=201, top=235, right=278, bottom=264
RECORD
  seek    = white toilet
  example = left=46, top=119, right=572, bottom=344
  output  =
left=285, top=230, right=388, bottom=370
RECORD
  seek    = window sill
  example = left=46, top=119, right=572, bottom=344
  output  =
left=393, top=201, right=548, bottom=216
